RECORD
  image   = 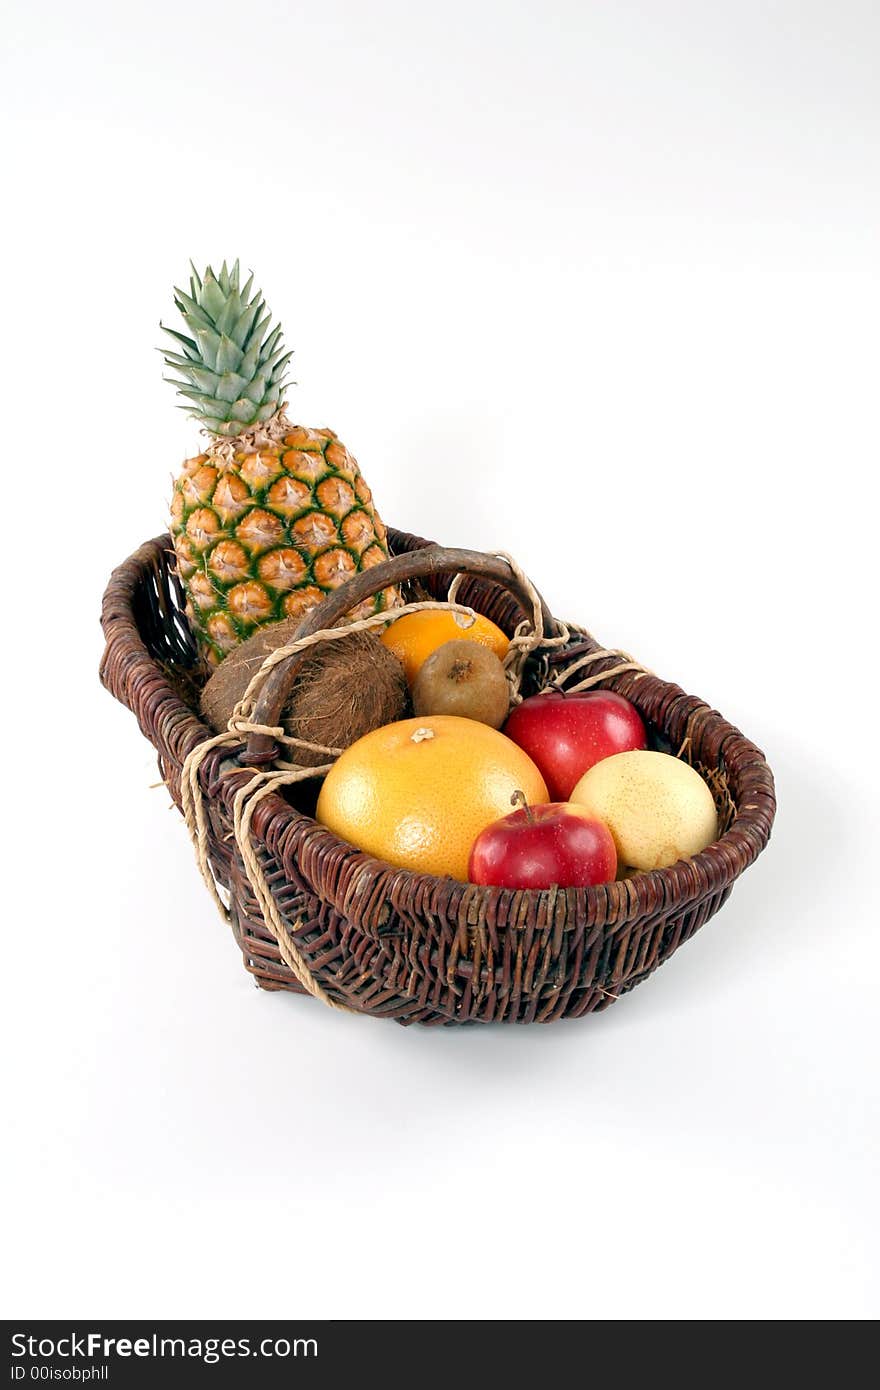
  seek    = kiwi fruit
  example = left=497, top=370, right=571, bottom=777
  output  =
left=412, top=639, right=510, bottom=728
left=200, top=619, right=408, bottom=766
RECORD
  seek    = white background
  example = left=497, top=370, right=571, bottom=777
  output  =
left=2, top=0, right=878, bottom=1321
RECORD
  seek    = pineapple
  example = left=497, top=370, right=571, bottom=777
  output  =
left=163, top=261, right=398, bottom=667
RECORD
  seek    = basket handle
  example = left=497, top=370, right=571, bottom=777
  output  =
left=244, top=544, right=559, bottom=765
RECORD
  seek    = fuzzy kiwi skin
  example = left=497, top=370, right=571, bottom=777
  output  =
left=411, top=639, right=510, bottom=729
left=200, top=618, right=408, bottom=765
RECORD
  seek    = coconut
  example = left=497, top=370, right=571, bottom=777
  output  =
left=200, top=619, right=408, bottom=766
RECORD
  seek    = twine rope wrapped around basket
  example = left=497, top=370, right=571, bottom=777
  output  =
left=99, top=527, right=776, bottom=1023
left=180, top=550, right=649, bottom=1013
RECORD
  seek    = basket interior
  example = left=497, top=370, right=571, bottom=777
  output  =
left=133, top=529, right=739, bottom=830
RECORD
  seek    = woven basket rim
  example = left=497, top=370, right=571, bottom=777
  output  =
left=211, top=721, right=768, bottom=942
left=100, top=530, right=776, bottom=947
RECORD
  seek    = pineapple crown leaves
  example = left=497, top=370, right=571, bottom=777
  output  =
left=161, top=260, right=293, bottom=437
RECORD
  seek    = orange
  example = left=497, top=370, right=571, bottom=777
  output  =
left=316, top=715, right=549, bottom=881
left=380, top=610, right=509, bottom=686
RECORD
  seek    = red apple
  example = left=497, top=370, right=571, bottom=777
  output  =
left=503, top=690, right=647, bottom=801
left=469, top=797, right=617, bottom=889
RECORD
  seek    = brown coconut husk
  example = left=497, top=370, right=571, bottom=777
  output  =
left=200, top=619, right=408, bottom=767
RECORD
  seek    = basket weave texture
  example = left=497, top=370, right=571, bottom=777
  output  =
left=100, top=528, right=775, bottom=1026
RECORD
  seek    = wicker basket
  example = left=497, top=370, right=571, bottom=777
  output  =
left=99, top=527, right=775, bottom=1025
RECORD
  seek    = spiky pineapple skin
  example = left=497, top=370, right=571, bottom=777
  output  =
left=171, top=424, right=397, bottom=667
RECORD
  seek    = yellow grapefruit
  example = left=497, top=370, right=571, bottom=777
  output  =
left=316, top=715, right=549, bottom=881
left=380, top=610, right=509, bottom=686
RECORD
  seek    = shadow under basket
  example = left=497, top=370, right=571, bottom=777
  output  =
left=99, top=528, right=776, bottom=1026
